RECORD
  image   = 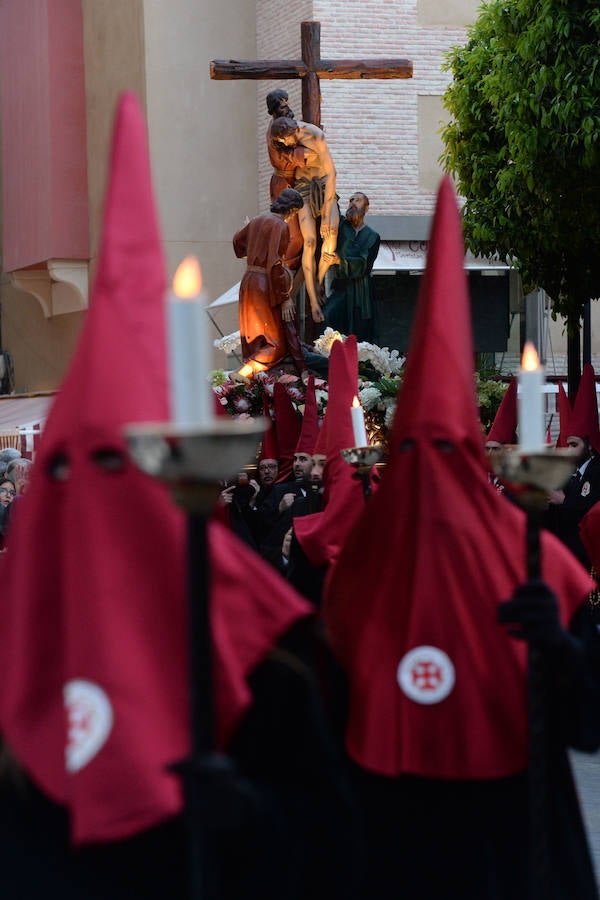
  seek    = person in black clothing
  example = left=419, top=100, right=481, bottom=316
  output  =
left=0, top=619, right=365, bottom=900
left=545, top=435, right=600, bottom=568
left=545, top=363, right=600, bottom=568
left=260, top=449, right=322, bottom=566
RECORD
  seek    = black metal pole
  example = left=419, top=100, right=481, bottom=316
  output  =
left=180, top=511, right=219, bottom=900
left=187, top=512, right=214, bottom=756
left=567, top=326, right=581, bottom=399
left=583, top=300, right=591, bottom=367
left=525, top=508, right=553, bottom=900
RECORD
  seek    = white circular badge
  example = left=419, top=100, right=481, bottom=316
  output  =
left=397, top=645, right=455, bottom=705
left=64, top=679, right=114, bottom=773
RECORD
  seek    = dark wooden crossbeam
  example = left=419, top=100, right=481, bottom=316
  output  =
left=210, top=21, right=412, bottom=126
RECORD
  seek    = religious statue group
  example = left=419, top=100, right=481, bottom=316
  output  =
left=233, top=89, right=381, bottom=378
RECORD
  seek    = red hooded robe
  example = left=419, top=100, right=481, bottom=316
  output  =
left=0, top=93, right=311, bottom=844
left=323, top=176, right=593, bottom=780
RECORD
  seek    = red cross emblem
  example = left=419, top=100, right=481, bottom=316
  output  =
left=64, top=679, right=114, bottom=772
left=411, top=659, right=443, bottom=690
left=397, top=646, right=455, bottom=704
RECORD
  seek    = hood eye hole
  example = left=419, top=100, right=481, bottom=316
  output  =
left=435, top=440, right=455, bottom=454
left=398, top=439, right=415, bottom=452
left=48, top=453, right=70, bottom=481
left=92, top=449, right=126, bottom=472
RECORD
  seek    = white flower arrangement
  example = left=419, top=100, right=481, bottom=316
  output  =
left=356, top=341, right=404, bottom=377
left=384, top=404, right=396, bottom=430
left=358, top=385, right=383, bottom=411
left=214, top=330, right=242, bottom=354
left=312, top=327, right=405, bottom=378
left=312, top=327, right=344, bottom=356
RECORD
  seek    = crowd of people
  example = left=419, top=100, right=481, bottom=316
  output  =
left=0, top=449, right=31, bottom=551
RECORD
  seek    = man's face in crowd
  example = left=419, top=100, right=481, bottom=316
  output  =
left=310, top=453, right=326, bottom=483
left=258, top=459, right=279, bottom=485
left=485, top=440, right=503, bottom=456
left=293, top=452, right=314, bottom=480
left=565, top=436, right=588, bottom=462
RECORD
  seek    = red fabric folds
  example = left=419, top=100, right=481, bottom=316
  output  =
left=566, top=364, right=600, bottom=453
left=259, top=392, right=278, bottom=462
left=556, top=381, right=571, bottom=448
left=323, top=176, right=592, bottom=780
left=294, top=337, right=366, bottom=570
left=486, top=377, right=517, bottom=445
left=295, top=375, right=319, bottom=454
left=273, top=382, right=301, bottom=481
left=0, top=92, right=311, bottom=844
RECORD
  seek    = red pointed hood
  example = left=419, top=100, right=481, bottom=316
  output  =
left=312, top=411, right=328, bottom=456
left=556, top=381, right=571, bottom=448
left=294, top=337, right=365, bottom=569
left=295, top=375, right=319, bottom=454
left=323, top=176, right=592, bottom=780
left=390, top=183, right=486, bottom=463
left=259, top=392, right=278, bottom=462
left=273, top=381, right=301, bottom=481
left=0, top=93, right=311, bottom=844
left=486, top=378, right=518, bottom=445
left=566, top=364, right=600, bottom=454
left=324, top=337, right=359, bottom=460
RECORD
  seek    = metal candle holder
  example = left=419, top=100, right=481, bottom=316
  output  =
left=126, top=417, right=268, bottom=511
left=491, top=446, right=576, bottom=510
left=340, top=444, right=384, bottom=498
left=492, top=446, right=576, bottom=900
left=125, top=416, right=266, bottom=900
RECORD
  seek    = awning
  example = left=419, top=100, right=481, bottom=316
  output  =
left=208, top=243, right=511, bottom=311
left=207, top=282, right=241, bottom=310
left=0, top=393, right=54, bottom=429
left=372, top=241, right=511, bottom=273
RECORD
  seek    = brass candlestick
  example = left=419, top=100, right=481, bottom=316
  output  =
left=491, top=446, right=576, bottom=508
left=125, top=416, right=266, bottom=900
left=340, top=444, right=384, bottom=498
left=492, top=446, right=576, bottom=900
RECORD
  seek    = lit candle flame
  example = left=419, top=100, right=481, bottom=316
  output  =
left=173, top=256, right=202, bottom=299
left=238, top=361, right=268, bottom=379
left=521, top=341, right=539, bottom=372
left=352, top=395, right=361, bottom=409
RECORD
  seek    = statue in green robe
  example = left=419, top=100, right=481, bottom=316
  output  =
left=323, top=192, right=380, bottom=342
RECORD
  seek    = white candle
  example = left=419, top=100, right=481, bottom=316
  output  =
left=518, top=341, right=545, bottom=451
left=351, top=396, right=368, bottom=447
left=167, top=256, right=213, bottom=426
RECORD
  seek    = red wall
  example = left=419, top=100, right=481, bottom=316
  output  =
left=0, top=0, right=90, bottom=271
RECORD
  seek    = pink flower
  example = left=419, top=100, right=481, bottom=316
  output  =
left=234, top=397, right=250, bottom=412
left=277, top=373, right=299, bottom=385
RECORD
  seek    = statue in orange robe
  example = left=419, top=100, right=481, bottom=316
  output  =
left=233, top=190, right=307, bottom=375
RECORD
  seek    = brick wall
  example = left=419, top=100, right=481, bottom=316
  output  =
left=254, top=0, right=469, bottom=218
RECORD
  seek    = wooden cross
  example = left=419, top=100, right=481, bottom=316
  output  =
left=210, top=21, right=412, bottom=127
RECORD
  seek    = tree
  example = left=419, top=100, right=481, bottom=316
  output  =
left=441, top=0, right=600, bottom=389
